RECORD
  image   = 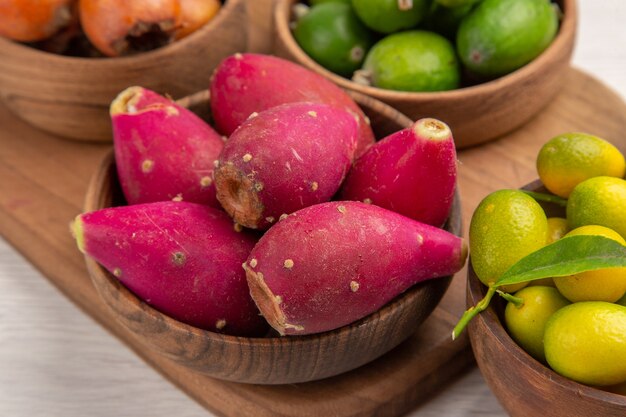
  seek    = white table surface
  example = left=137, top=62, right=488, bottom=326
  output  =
left=1, top=1, right=625, bottom=416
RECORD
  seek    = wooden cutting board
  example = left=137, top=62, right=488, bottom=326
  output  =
left=0, top=68, right=625, bottom=417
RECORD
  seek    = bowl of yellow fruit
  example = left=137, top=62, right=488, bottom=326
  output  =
left=462, top=132, right=626, bottom=416
left=274, top=0, right=576, bottom=148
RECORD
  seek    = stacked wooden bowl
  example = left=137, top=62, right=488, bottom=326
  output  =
left=273, top=0, right=577, bottom=148
left=0, top=0, right=247, bottom=142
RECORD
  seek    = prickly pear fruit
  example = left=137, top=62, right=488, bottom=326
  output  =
left=111, top=86, right=224, bottom=208
left=214, top=102, right=358, bottom=230
left=209, top=53, right=375, bottom=156
left=340, top=118, right=457, bottom=227
left=73, top=201, right=268, bottom=336
left=244, top=201, right=467, bottom=335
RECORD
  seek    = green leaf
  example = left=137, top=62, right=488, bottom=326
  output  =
left=496, top=235, right=626, bottom=287
left=521, top=190, right=568, bottom=207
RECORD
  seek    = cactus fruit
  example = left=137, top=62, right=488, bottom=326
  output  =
left=73, top=201, right=268, bottom=336
left=340, top=118, right=457, bottom=227
left=244, top=201, right=467, bottom=335
left=214, top=102, right=358, bottom=230
left=111, top=86, right=224, bottom=208
left=209, top=53, right=375, bottom=156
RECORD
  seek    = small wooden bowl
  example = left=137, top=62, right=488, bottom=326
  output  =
left=467, top=180, right=626, bottom=416
left=0, top=0, right=246, bottom=142
left=82, top=91, right=463, bottom=385
left=273, top=0, right=577, bottom=148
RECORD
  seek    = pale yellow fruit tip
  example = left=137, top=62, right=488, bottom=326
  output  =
left=70, top=215, right=86, bottom=254
left=414, top=118, right=451, bottom=142
left=110, top=86, right=143, bottom=116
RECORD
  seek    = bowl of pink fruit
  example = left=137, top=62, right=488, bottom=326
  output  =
left=73, top=54, right=466, bottom=384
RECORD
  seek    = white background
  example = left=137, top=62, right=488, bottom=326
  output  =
left=1, top=1, right=625, bottom=416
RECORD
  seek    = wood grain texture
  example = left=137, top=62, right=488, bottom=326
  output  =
left=0, top=0, right=247, bottom=142
left=1, top=3, right=624, bottom=415
left=246, top=0, right=275, bottom=53
left=82, top=92, right=463, bottom=385
left=0, top=68, right=623, bottom=416
left=467, top=182, right=626, bottom=417
left=272, top=0, right=576, bottom=149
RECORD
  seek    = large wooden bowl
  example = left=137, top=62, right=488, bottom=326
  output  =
left=273, top=0, right=577, bottom=148
left=82, top=91, right=463, bottom=385
left=467, top=180, right=626, bottom=417
left=0, top=0, right=246, bottom=142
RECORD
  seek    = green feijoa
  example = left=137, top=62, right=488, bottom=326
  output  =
left=351, top=0, right=429, bottom=34
left=457, top=0, right=558, bottom=77
left=309, top=0, right=350, bottom=5
left=436, top=0, right=482, bottom=7
left=425, top=2, right=474, bottom=40
left=359, top=30, right=460, bottom=92
left=293, top=2, right=376, bottom=77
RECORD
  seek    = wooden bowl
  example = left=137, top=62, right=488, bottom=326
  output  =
left=82, top=91, right=463, bottom=385
left=467, top=179, right=626, bottom=416
left=0, top=0, right=246, bottom=142
left=273, top=0, right=577, bottom=148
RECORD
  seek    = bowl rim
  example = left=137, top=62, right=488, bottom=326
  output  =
left=274, top=0, right=577, bottom=101
left=0, top=0, right=244, bottom=64
left=467, top=178, right=626, bottom=406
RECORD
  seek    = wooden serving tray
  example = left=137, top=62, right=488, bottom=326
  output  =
left=0, top=69, right=625, bottom=417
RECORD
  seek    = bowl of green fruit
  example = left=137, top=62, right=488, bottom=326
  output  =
left=462, top=132, right=626, bottom=416
left=274, top=0, right=576, bottom=148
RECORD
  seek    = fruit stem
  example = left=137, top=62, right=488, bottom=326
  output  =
left=398, top=0, right=413, bottom=11
left=497, top=290, right=524, bottom=308
left=292, top=4, right=310, bottom=21
left=452, top=285, right=496, bottom=340
left=522, top=190, right=567, bottom=207
left=352, top=69, right=373, bottom=86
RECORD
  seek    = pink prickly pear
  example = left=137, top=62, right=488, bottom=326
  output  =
left=111, top=86, right=224, bottom=208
